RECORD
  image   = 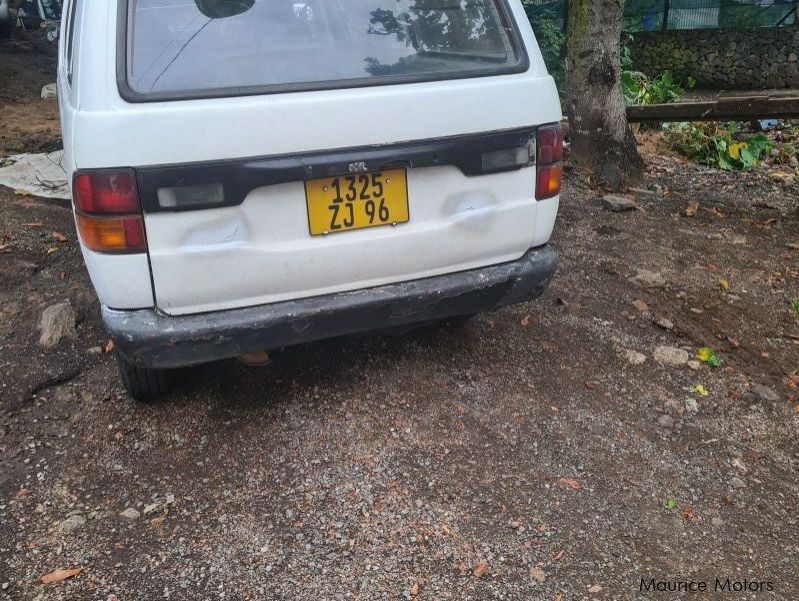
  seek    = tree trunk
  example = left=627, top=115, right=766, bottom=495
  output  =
left=566, top=0, right=643, bottom=189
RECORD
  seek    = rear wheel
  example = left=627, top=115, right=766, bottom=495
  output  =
left=114, top=350, right=172, bottom=401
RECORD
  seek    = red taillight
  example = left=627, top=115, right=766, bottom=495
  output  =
left=536, top=125, right=563, bottom=200
left=74, top=172, right=140, bottom=214
left=72, top=170, right=147, bottom=254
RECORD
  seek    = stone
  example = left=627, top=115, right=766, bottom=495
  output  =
left=588, top=585, right=603, bottom=594
left=685, top=398, right=699, bottom=413
left=59, top=514, right=86, bottom=532
left=631, top=269, right=666, bottom=289
left=655, top=317, right=674, bottom=331
left=653, top=346, right=689, bottom=366
left=729, top=477, right=746, bottom=489
left=38, top=302, right=76, bottom=348
left=656, top=414, right=674, bottom=429
left=711, top=517, right=724, bottom=527
left=624, top=349, right=647, bottom=365
left=40, top=83, right=57, bottom=99
left=119, top=508, right=141, bottom=521
left=687, top=360, right=702, bottom=370
left=750, top=384, right=780, bottom=404
left=530, top=567, right=547, bottom=583
left=602, top=194, right=637, bottom=213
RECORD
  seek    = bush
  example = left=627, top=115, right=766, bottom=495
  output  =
left=663, top=122, right=772, bottom=171
left=620, top=37, right=694, bottom=105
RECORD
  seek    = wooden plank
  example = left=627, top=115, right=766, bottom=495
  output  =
left=627, top=96, right=799, bottom=122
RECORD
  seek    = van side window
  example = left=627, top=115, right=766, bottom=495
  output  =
left=65, top=0, right=78, bottom=83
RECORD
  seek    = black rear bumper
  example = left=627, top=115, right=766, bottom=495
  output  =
left=105, top=245, right=558, bottom=369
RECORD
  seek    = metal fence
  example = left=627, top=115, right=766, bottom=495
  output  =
left=523, top=0, right=798, bottom=30
left=624, top=0, right=798, bottom=31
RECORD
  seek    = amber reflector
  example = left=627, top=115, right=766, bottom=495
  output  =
left=76, top=214, right=146, bottom=253
left=536, top=164, right=563, bottom=200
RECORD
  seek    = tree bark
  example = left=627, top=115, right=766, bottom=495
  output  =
left=566, top=0, right=643, bottom=189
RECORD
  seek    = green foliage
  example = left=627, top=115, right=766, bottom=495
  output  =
left=523, top=4, right=566, bottom=91
left=664, top=122, right=772, bottom=171
left=620, top=36, right=694, bottom=106
left=792, top=300, right=799, bottom=316
left=696, top=347, right=724, bottom=368
left=665, top=498, right=677, bottom=510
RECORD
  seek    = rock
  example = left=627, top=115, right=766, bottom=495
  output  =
left=656, top=414, right=674, bottom=429
left=143, top=502, right=161, bottom=515
left=687, top=360, right=702, bottom=370
left=750, top=384, right=780, bottom=404
left=86, top=346, right=103, bottom=355
left=624, top=349, right=647, bottom=365
left=602, top=194, right=637, bottom=213
left=685, top=398, right=699, bottom=413
left=631, top=269, right=666, bottom=289
left=41, top=83, right=57, bottom=99
left=711, top=517, right=724, bottom=527
left=59, top=514, right=86, bottom=532
left=653, top=346, right=689, bottom=366
left=729, top=477, right=746, bottom=489
left=165, top=494, right=175, bottom=505
left=119, top=508, right=141, bottom=521
left=530, top=567, right=547, bottom=583
left=655, top=317, right=674, bottom=331
left=588, top=585, right=603, bottom=594
left=508, top=520, right=522, bottom=530
left=38, top=302, right=76, bottom=349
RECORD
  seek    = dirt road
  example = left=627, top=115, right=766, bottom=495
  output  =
left=1, top=47, right=798, bottom=600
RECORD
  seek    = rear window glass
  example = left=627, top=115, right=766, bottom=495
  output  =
left=125, top=0, right=523, bottom=97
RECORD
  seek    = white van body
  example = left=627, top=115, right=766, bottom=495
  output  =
left=58, top=0, right=562, bottom=398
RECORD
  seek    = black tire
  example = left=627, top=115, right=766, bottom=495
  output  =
left=114, top=350, right=172, bottom=401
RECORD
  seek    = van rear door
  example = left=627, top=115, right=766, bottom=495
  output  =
left=117, top=0, right=562, bottom=315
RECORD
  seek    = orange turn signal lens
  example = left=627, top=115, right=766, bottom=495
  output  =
left=536, top=164, right=563, bottom=200
left=76, top=214, right=146, bottom=253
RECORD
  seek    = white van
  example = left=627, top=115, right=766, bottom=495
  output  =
left=58, top=0, right=562, bottom=400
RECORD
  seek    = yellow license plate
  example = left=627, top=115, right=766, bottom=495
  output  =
left=305, top=169, right=409, bottom=236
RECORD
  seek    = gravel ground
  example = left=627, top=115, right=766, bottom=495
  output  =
left=2, top=156, right=799, bottom=600
left=1, top=45, right=799, bottom=601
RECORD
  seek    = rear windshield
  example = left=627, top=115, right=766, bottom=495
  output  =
left=124, top=0, right=524, bottom=98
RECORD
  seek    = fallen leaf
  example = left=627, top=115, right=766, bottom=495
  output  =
left=559, top=478, right=581, bottom=491
left=22, top=222, right=43, bottom=228
left=697, top=347, right=723, bottom=368
left=530, top=567, right=547, bottom=583
left=14, top=188, right=32, bottom=196
left=681, top=506, right=696, bottom=521
left=552, top=550, right=565, bottom=561
left=410, top=583, right=419, bottom=596
left=105, top=339, right=115, bottom=353
left=684, top=201, right=699, bottom=217
left=41, top=567, right=84, bottom=585
left=726, top=336, right=740, bottom=348
left=719, top=278, right=730, bottom=292
left=16, top=488, right=30, bottom=498
left=520, top=315, right=531, bottom=327
left=787, top=243, right=799, bottom=250
left=51, top=231, right=68, bottom=242
left=554, top=594, right=564, bottom=601
left=632, top=299, right=649, bottom=313
left=473, top=560, right=490, bottom=578
left=587, top=585, right=603, bottom=594
left=693, top=384, right=709, bottom=397
left=0, top=243, right=12, bottom=253
left=46, top=247, right=58, bottom=255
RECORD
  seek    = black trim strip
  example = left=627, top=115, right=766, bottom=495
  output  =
left=116, top=0, right=530, bottom=103
left=134, top=126, right=539, bottom=213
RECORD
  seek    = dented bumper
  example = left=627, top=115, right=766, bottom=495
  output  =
left=104, top=245, right=558, bottom=369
